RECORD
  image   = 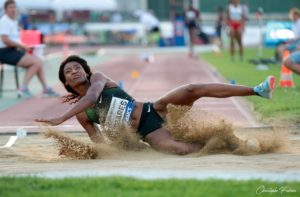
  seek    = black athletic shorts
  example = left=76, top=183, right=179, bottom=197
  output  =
left=137, top=102, right=164, bottom=138
left=185, top=20, right=197, bottom=29
left=0, top=47, right=25, bottom=65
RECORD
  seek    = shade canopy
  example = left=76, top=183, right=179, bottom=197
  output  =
left=0, top=0, right=117, bottom=11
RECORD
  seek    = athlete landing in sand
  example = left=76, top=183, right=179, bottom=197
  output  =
left=36, top=55, right=275, bottom=155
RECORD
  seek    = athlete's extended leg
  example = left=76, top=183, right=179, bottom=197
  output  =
left=154, top=76, right=275, bottom=116
left=144, top=127, right=202, bottom=155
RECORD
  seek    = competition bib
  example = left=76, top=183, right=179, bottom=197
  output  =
left=104, top=97, right=134, bottom=129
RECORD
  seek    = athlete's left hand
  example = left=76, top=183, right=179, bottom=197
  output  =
left=35, top=116, right=65, bottom=126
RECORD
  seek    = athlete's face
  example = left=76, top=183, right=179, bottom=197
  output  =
left=5, top=3, right=17, bottom=20
left=63, top=61, right=89, bottom=87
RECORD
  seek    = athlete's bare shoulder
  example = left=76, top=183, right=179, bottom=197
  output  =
left=92, top=72, right=117, bottom=87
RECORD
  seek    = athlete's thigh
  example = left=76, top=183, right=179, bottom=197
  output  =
left=144, top=128, right=179, bottom=152
left=153, top=84, right=196, bottom=114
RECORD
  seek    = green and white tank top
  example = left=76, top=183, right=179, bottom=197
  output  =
left=85, top=87, right=135, bottom=129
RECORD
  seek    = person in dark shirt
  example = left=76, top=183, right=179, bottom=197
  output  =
left=184, top=0, right=200, bottom=57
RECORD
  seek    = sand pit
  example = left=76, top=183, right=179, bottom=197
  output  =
left=34, top=105, right=289, bottom=161
left=0, top=129, right=299, bottom=180
left=0, top=106, right=299, bottom=180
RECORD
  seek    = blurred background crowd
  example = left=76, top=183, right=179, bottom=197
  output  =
left=0, top=0, right=298, bottom=48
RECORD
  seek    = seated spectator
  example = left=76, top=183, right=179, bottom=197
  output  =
left=0, top=0, right=58, bottom=97
left=283, top=50, right=300, bottom=75
left=276, top=8, right=300, bottom=61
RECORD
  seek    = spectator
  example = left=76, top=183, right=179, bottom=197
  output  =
left=134, top=10, right=160, bottom=46
left=281, top=9, right=300, bottom=74
left=215, top=6, right=224, bottom=48
left=276, top=8, right=300, bottom=61
left=283, top=50, right=300, bottom=75
left=226, top=0, right=247, bottom=61
left=242, top=1, right=250, bottom=21
left=184, top=0, right=201, bottom=57
left=290, top=8, right=300, bottom=39
left=0, top=0, right=58, bottom=97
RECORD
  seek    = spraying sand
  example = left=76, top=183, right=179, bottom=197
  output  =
left=40, top=105, right=288, bottom=160
left=165, top=105, right=288, bottom=156
left=44, top=124, right=147, bottom=160
left=0, top=127, right=298, bottom=179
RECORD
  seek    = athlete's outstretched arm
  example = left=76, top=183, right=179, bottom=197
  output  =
left=35, top=73, right=107, bottom=126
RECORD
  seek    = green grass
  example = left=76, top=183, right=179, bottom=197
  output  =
left=200, top=48, right=300, bottom=124
left=0, top=176, right=299, bottom=197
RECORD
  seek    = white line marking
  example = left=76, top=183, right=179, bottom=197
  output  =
left=0, top=125, right=79, bottom=130
left=0, top=136, right=18, bottom=148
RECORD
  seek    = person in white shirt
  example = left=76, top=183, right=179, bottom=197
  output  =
left=276, top=8, right=300, bottom=62
left=226, top=0, right=247, bottom=61
left=0, top=0, right=58, bottom=97
left=291, top=8, right=300, bottom=39
left=134, top=10, right=160, bottom=46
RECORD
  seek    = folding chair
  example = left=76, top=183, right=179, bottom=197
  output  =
left=0, top=63, right=20, bottom=97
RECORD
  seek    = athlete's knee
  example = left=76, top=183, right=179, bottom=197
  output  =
left=172, top=145, right=192, bottom=155
left=185, top=83, right=197, bottom=92
left=185, top=83, right=206, bottom=96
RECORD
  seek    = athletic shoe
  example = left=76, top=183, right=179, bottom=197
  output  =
left=253, top=75, right=275, bottom=99
left=43, top=87, right=59, bottom=97
left=17, top=87, right=33, bottom=98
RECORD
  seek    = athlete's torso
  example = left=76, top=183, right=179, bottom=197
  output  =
left=85, top=86, right=135, bottom=127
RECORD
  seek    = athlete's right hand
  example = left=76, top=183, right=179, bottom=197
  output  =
left=35, top=116, right=65, bottom=126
